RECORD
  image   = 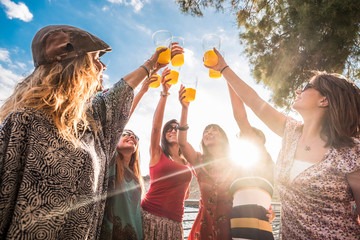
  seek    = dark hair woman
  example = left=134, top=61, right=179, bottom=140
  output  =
left=141, top=67, right=192, bottom=240
left=208, top=48, right=360, bottom=239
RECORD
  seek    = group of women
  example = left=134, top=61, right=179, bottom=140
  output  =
left=0, top=24, right=359, bottom=240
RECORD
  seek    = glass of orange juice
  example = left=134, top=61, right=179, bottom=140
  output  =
left=181, top=77, right=198, bottom=102
left=202, top=34, right=221, bottom=68
left=149, top=74, right=161, bottom=88
left=171, top=36, right=184, bottom=67
left=152, top=30, right=172, bottom=64
left=165, top=69, right=179, bottom=85
left=209, top=68, right=221, bottom=78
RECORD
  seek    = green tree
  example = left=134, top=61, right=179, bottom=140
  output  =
left=176, top=0, right=360, bottom=108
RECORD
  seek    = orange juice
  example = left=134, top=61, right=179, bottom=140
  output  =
left=165, top=70, right=179, bottom=85
left=204, top=50, right=218, bottom=67
left=157, top=47, right=171, bottom=64
left=184, top=88, right=196, bottom=102
left=209, top=68, right=221, bottom=78
left=149, top=74, right=161, bottom=88
left=171, top=53, right=184, bottom=67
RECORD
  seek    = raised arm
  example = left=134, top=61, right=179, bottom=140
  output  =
left=227, top=82, right=254, bottom=137
left=129, top=76, right=158, bottom=117
left=123, top=44, right=183, bottom=89
left=208, top=49, right=287, bottom=137
left=149, top=68, right=171, bottom=166
left=177, top=85, right=199, bottom=165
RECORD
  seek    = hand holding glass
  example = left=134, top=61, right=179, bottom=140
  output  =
left=181, top=77, right=198, bottom=102
left=202, top=34, right=220, bottom=67
left=149, top=74, right=161, bottom=88
left=171, top=37, right=184, bottom=67
left=153, top=30, right=172, bottom=64
left=165, top=70, right=179, bottom=85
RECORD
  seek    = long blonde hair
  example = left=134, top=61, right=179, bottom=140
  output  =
left=0, top=53, right=101, bottom=144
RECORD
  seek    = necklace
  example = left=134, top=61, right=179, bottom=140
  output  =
left=304, top=145, right=311, bottom=152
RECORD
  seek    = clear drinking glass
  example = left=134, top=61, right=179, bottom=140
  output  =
left=152, top=30, right=172, bottom=64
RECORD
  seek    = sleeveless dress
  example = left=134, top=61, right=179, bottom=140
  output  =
left=141, top=151, right=192, bottom=240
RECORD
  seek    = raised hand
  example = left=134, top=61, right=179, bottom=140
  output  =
left=170, top=42, right=184, bottom=60
left=139, top=76, right=158, bottom=93
left=204, top=47, right=227, bottom=72
left=145, top=48, right=169, bottom=75
left=161, top=67, right=172, bottom=94
left=178, top=84, right=190, bottom=109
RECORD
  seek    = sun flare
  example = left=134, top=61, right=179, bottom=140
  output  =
left=230, top=139, right=261, bottom=168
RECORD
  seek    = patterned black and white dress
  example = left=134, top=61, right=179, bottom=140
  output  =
left=0, top=79, right=133, bottom=240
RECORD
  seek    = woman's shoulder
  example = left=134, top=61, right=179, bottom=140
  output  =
left=2, top=108, right=51, bottom=126
left=331, top=138, right=360, bottom=172
left=285, top=116, right=303, bottom=132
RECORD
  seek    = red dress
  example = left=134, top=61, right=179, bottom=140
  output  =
left=188, top=154, right=235, bottom=240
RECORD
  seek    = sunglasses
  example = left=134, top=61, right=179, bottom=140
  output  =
left=301, top=82, right=325, bottom=95
left=122, top=131, right=139, bottom=141
left=166, top=125, right=179, bottom=132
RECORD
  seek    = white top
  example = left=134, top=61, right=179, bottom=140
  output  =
left=233, top=189, right=272, bottom=209
left=289, top=159, right=314, bottom=181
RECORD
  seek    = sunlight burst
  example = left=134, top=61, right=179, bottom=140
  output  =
left=230, top=139, right=261, bottom=168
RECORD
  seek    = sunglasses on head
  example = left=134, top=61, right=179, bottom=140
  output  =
left=166, top=125, right=179, bottom=132
left=122, top=131, right=139, bottom=141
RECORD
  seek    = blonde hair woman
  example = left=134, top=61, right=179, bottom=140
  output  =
left=0, top=25, right=178, bottom=239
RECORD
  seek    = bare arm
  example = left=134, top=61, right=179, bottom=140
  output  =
left=177, top=85, right=199, bottom=165
left=208, top=49, right=287, bottom=137
left=227, top=82, right=254, bottom=137
left=123, top=44, right=183, bottom=89
left=347, top=170, right=360, bottom=224
left=149, top=68, right=171, bottom=166
left=129, top=76, right=157, bottom=117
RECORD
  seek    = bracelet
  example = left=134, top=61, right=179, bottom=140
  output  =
left=140, top=65, right=150, bottom=78
left=160, top=91, right=170, bottom=97
left=220, top=65, right=229, bottom=74
left=177, top=124, right=189, bottom=131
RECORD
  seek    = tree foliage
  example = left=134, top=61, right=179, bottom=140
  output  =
left=175, top=0, right=360, bottom=108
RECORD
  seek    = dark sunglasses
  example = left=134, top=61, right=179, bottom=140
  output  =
left=122, top=131, right=139, bottom=141
left=166, top=125, right=179, bottom=132
left=302, top=82, right=314, bottom=92
left=301, top=82, right=325, bottom=95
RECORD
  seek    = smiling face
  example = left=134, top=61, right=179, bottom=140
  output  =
left=292, top=77, right=327, bottom=112
left=165, top=123, right=179, bottom=144
left=202, top=126, right=222, bottom=147
left=116, top=130, right=139, bottom=154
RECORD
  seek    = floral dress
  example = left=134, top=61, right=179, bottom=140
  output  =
left=275, top=117, right=360, bottom=239
left=188, top=154, right=235, bottom=240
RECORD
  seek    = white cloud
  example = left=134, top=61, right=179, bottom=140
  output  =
left=135, top=24, right=152, bottom=36
left=107, top=0, right=144, bottom=13
left=0, top=0, right=33, bottom=22
left=0, top=48, right=11, bottom=63
left=0, top=64, right=23, bottom=101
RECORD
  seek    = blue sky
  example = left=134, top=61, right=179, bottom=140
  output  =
left=0, top=0, right=287, bottom=175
